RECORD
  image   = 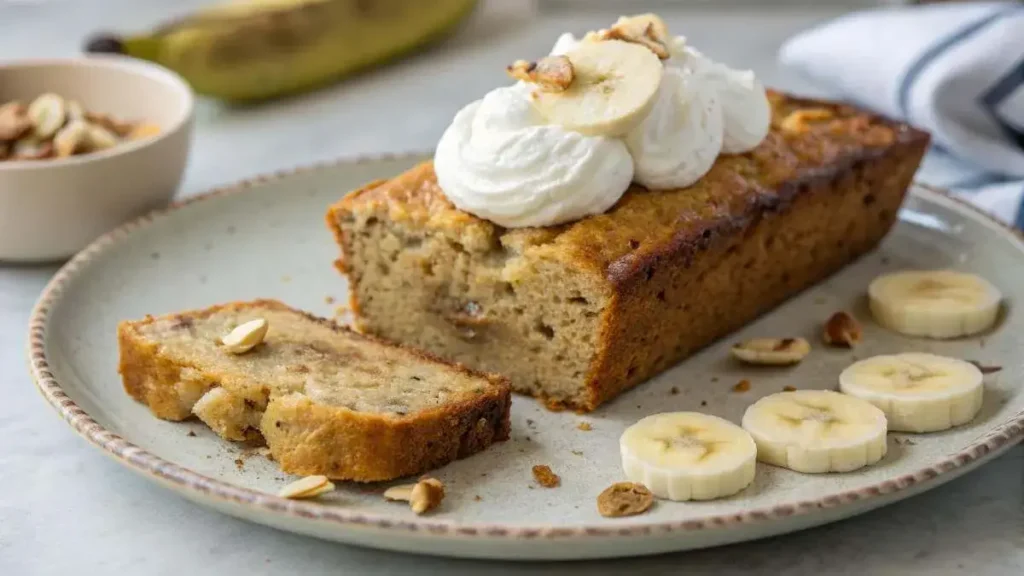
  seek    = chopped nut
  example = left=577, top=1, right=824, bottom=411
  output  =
left=65, top=100, right=85, bottom=121
left=731, top=337, right=811, bottom=365
left=0, top=102, right=31, bottom=141
left=12, top=138, right=54, bottom=160
left=823, top=311, right=863, bottom=348
left=507, top=56, right=574, bottom=92
left=780, top=108, right=834, bottom=133
left=595, top=14, right=671, bottom=59
left=411, top=478, right=445, bottom=514
left=383, top=484, right=414, bottom=501
left=53, top=120, right=89, bottom=157
left=597, top=482, right=654, bottom=518
left=85, top=111, right=133, bottom=137
left=532, top=465, right=561, bottom=488
left=85, top=123, right=119, bottom=151
left=385, top=478, right=445, bottom=514
left=576, top=421, right=592, bottom=431
left=732, top=379, right=751, bottom=393
left=128, top=122, right=161, bottom=140
left=221, top=318, right=269, bottom=354
left=278, top=475, right=334, bottom=499
left=967, top=361, right=1003, bottom=375
left=27, top=93, right=66, bottom=139
left=783, top=385, right=797, bottom=392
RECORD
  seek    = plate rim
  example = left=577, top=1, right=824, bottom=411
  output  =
left=26, top=151, right=1024, bottom=541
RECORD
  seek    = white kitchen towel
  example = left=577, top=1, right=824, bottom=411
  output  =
left=779, top=1, right=1024, bottom=229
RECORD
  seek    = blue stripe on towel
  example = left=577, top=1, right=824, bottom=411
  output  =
left=1016, top=186, right=1024, bottom=230
left=980, top=56, right=1024, bottom=152
left=897, top=6, right=1021, bottom=122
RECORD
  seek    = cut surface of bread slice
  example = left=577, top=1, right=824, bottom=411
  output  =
left=117, top=299, right=511, bottom=481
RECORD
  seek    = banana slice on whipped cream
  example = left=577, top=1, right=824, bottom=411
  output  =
left=529, top=40, right=663, bottom=138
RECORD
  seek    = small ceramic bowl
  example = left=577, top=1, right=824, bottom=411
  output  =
left=0, top=56, right=194, bottom=262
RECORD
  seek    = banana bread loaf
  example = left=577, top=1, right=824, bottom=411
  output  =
left=118, top=299, right=511, bottom=481
left=327, top=92, right=930, bottom=412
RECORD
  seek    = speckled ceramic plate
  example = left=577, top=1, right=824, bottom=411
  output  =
left=28, top=153, right=1024, bottom=560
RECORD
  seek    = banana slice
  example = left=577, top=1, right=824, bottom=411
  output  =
left=530, top=39, right=663, bottom=137
left=868, top=270, right=1001, bottom=339
left=839, top=353, right=984, bottom=433
left=741, top=390, right=887, bottom=473
left=620, top=412, right=756, bottom=501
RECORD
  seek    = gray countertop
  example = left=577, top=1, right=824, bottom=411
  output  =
left=1, top=1, right=1021, bottom=574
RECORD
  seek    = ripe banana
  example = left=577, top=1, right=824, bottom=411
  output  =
left=741, top=390, right=887, bottom=474
left=839, top=353, right=984, bottom=433
left=84, top=0, right=478, bottom=102
left=619, top=412, right=756, bottom=501
left=529, top=40, right=663, bottom=137
left=868, top=270, right=1001, bottom=339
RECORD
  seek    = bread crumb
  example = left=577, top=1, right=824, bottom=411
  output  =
left=732, top=379, right=751, bottom=393
left=187, top=430, right=197, bottom=437
left=783, top=385, right=797, bottom=392
left=577, top=421, right=592, bottom=431
left=670, top=386, right=679, bottom=395
left=532, top=465, right=561, bottom=488
left=711, top=377, right=719, bottom=383
left=474, top=495, right=483, bottom=502
left=571, top=450, right=584, bottom=457
left=700, top=400, right=707, bottom=406
left=597, top=482, right=654, bottom=518
left=324, top=296, right=335, bottom=305
left=543, top=397, right=568, bottom=412
left=526, top=418, right=536, bottom=428
left=234, top=458, right=244, bottom=470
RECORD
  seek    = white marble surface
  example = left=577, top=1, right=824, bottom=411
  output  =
left=0, top=1, right=1021, bottom=574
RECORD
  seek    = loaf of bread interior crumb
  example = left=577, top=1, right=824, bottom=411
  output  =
left=117, top=299, right=511, bottom=481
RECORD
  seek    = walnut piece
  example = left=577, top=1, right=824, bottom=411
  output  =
left=277, top=475, right=334, bottom=499
left=506, top=56, right=574, bottom=93
left=384, top=478, right=445, bottom=515
left=0, top=102, right=31, bottom=141
left=823, top=311, right=862, bottom=348
left=731, top=337, right=811, bottom=366
left=780, top=108, right=834, bottom=133
left=597, top=482, right=654, bottom=518
left=597, top=22, right=669, bottom=59
left=532, top=464, right=561, bottom=488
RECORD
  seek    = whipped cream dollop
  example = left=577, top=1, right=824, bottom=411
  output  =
left=433, top=83, right=634, bottom=228
left=625, top=66, right=724, bottom=190
left=433, top=30, right=770, bottom=228
left=676, top=46, right=771, bottom=154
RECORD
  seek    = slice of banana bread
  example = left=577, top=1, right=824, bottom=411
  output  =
left=326, top=92, right=930, bottom=412
left=117, top=300, right=511, bottom=481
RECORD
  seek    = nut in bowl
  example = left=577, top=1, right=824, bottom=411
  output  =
left=0, top=56, right=193, bottom=262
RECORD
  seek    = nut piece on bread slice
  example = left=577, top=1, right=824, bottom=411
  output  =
left=117, top=300, right=512, bottom=482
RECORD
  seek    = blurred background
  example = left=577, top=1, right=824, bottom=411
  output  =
left=0, top=0, right=960, bottom=199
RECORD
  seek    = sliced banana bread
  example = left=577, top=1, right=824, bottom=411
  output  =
left=326, top=92, right=930, bottom=412
left=117, top=299, right=511, bottom=481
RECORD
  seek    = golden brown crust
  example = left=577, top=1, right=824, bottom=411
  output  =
left=117, top=299, right=512, bottom=481
left=329, top=92, right=930, bottom=411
